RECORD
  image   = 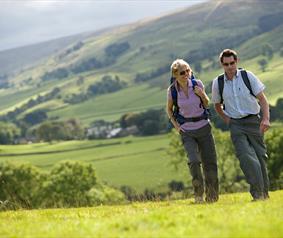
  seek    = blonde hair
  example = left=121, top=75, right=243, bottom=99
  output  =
left=170, top=59, right=191, bottom=77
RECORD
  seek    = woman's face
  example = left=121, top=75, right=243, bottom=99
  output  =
left=176, top=65, right=191, bottom=83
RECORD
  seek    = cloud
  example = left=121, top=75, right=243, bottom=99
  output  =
left=0, top=0, right=206, bottom=51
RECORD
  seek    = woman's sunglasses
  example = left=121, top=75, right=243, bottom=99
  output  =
left=179, top=69, right=190, bottom=76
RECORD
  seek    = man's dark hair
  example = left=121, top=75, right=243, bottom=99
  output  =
left=219, top=49, right=238, bottom=63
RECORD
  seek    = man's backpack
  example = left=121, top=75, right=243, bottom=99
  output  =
left=217, top=69, right=256, bottom=105
left=170, top=74, right=209, bottom=125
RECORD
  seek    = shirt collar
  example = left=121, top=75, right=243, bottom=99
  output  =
left=224, top=69, right=240, bottom=81
left=174, top=78, right=192, bottom=89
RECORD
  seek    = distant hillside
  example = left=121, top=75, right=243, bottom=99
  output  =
left=0, top=25, right=118, bottom=77
left=0, top=0, right=283, bottom=126
left=0, top=34, right=88, bottom=77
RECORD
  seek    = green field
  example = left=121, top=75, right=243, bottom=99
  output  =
left=0, top=134, right=189, bottom=192
left=0, top=190, right=282, bottom=238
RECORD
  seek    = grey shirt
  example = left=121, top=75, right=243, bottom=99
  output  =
left=211, top=69, right=265, bottom=119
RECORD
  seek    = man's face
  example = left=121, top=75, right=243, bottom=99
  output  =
left=222, top=56, right=237, bottom=75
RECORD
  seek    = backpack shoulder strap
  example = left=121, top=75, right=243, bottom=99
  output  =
left=217, top=74, right=225, bottom=104
left=170, top=83, right=178, bottom=108
left=190, top=74, right=198, bottom=90
left=240, top=69, right=256, bottom=98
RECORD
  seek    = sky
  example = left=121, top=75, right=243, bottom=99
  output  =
left=0, top=0, right=206, bottom=52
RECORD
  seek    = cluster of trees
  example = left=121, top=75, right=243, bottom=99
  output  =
left=41, top=41, right=130, bottom=81
left=64, top=75, right=127, bottom=104
left=35, top=119, right=85, bottom=142
left=58, top=41, right=84, bottom=59
left=134, top=64, right=170, bottom=83
left=105, top=42, right=130, bottom=58
left=0, top=161, right=126, bottom=210
left=23, top=110, right=47, bottom=126
left=257, top=43, right=274, bottom=72
left=70, top=57, right=103, bottom=74
left=88, top=75, right=127, bottom=96
left=41, top=68, right=69, bottom=81
left=0, top=118, right=85, bottom=144
left=119, top=109, right=168, bottom=136
left=0, top=159, right=200, bottom=211
left=270, top=98, right=283, bottom=121
left=0, top=87, right=60, bottom=123
left=0, top=122, right=20, bottom=144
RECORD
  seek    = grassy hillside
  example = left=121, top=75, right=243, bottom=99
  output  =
left=0, top=33, right=91, bottom=76
left=0, top=0, right=283, bottom=125
left=0, top=190, right=282, bottom=238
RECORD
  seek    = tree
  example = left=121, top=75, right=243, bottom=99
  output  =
left=0, top=122, right=20, bottom=144
left=194, top=61, right=202, bottom=74
left=0, top=162, right=44, bottom=209
left=262, top=44, right=274, bottom=59
left=258, top=58, right=268, bottom=72
left=265, top=128, right=283, bottom=190
left=105, top=42, right=130, bottom=58
left=38, top=161, right=97, bottom=208
left=23, top=110, right=47, bottom=125
left=36, top=119, right=85, bottom=142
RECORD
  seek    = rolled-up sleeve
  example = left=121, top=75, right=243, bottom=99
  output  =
left=211, top=78, right=221, bottom=103
left=247, top=71, right=265, bottom=96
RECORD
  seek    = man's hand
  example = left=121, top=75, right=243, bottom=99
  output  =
left=260, top=118, right=270, bottom=133
left=223, top=116, right=230, bottom=125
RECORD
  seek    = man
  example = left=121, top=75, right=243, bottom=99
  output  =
left=211, top=49, right=270, bottom=201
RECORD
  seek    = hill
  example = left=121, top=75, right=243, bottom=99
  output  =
left=0, top=190, right=282, bottom=237
left=0, top=34, right=88, bottom=77
left=0, top=0, right=283, bottom=126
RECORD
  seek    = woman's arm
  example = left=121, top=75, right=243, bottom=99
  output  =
left=166, top=98, right=182, bottom=132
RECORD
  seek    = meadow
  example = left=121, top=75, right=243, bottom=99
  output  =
left=0, top=190, right=282, bottom=238
left=0, top=134, right=189, bottom=193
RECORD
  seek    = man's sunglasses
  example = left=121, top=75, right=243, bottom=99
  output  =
left=223, top=61, right=236, bottom=66
left=179, top=69, right=190, bottom=76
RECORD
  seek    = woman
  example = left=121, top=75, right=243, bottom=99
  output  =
left=166, top=59, right=219, bottom=203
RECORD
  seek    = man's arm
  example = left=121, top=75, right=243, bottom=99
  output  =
left=257, top=91, right=270, bottom=133
left=214, top=103, right=230, bottom=124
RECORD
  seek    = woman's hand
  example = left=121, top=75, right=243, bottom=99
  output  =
left=174, top=124, right=185, bottom=133
left=194, top=86, right=209, bottom=108
left=194, top=86, right=204, bottom=97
